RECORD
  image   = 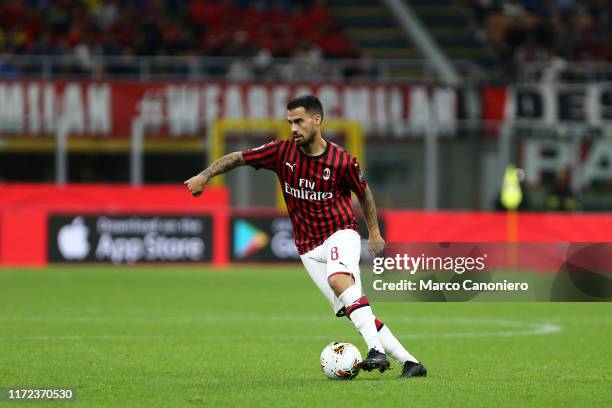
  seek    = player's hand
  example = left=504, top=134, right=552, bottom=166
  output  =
left=368, top=234, right=385, bottom=256
left=183, top=174, right=208, bottom=197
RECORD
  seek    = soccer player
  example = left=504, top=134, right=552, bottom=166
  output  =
left=184, top=95, right=426, bottom=378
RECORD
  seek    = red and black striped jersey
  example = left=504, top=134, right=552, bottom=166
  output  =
left=241, top=139, right=367, bottom=254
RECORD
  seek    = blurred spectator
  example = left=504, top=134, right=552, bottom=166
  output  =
left=30, top=32, right=63, bottom=55
left=546, top=166, right=578, bottom=211
left=0, top=54, right=21, bottom=77
left=226, top=56, right=254, bottom=80
left=343, top=50, right=378, bottom=79
left=540, top=56, right=568, bottom=82
left=107, top=47, right=139, bottom=76
left=501, top=0, right=526, bottom=17
left=93, top=0, right=119, bottom=29
left=278, top=43, right=335, bottom=81
left=251, top=48, right=273, bottom=79
left=514, top=33, right=549, bottom=65
left=556, top=10, right=581, bottom=59
left=73, top=40, right=94, bottom=72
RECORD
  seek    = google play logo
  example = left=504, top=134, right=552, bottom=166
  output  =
left=233, top=219, right=270, bottom=258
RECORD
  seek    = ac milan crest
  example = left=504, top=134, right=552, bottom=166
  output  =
left=323, top=168, right=331, bottom=180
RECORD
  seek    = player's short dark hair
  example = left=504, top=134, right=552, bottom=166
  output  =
left=287, top=95, right=324, bottom=120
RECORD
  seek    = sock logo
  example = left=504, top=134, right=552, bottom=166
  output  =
left=347, top=299, right=362, bottom=310
left=345, top=296, right=370, bottom=315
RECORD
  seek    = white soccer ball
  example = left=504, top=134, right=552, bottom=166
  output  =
left=320, top=341, right=362, bottom=380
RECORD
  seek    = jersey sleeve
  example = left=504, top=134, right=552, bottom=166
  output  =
left=241, top=140, right=281, bottom=171
left=342, top=155, right=368, bottom=199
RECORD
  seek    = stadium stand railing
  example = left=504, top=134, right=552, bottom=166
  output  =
left=0, top=54, right=482, bottom=82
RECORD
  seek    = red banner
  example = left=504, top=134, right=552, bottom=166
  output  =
left=0, top=184, right=229, bottom=266
left=0, top=80, right=459, bottom=139
left=385, top=210, right=612, bottom=242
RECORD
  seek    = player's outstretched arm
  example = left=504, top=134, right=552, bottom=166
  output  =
left=358, top=186, right=385, bottom=256
left=184, top=151, right=246, bottom=197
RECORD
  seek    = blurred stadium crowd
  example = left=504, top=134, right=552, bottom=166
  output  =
left=467, top=0, right=612, bottom=79
left=0, top=0, right=356, bottom=57
left=0, top=0, right=375, bottom=80
left=1, top=0, right=612, bottom=79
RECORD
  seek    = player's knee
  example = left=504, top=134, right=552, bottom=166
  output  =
left=327, top=273, right=354, bottom=296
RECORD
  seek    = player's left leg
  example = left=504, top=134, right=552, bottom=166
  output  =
left=325, top=229, right=390, bottom=372
left=375, top=319, right=427, bottom=377
left=300, top=245, right=345, bottom=316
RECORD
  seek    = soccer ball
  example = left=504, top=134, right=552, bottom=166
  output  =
left=320, top=342, right=362, bottom=380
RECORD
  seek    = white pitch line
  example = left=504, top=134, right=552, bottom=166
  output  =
left=0, top=315, right=562, bottom=342
left=0, top=314, right=573, bottom=325
left=0, top=313, right=603, bottom=325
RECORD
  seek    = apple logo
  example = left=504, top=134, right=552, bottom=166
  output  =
left=57, top=217, right=90, bottom=260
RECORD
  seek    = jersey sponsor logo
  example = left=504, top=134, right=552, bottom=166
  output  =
left=285, top=162, right=296, bottom=172
left=284, top=182, right=333, bottom=201
left=323, top=168, right=331, bottom=180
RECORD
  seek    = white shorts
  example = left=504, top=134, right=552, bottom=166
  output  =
left=299, top=229, right=362, bottom=316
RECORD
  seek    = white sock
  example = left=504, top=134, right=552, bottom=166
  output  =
left=338, top=285, right=384, bottom=353
left=378, top=324, right=419, bottom=364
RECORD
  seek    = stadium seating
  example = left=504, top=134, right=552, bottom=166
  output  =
left=328, top=0, right=421, bottom=78
left=408, top=0, right=499, bottom=76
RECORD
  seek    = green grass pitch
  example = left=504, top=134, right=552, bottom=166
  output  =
left=1, top=266, right=611, bottom=407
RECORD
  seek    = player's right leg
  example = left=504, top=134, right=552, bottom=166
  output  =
left=325, top=230, right=426, bottom=376
left=300, top=235, right=389, bottom=372
left=300, top=232, right=425, bottom=376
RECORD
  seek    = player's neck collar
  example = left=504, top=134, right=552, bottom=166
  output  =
left=298, top=138, right=329, bottom=159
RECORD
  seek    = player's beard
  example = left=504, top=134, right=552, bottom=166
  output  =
left=294, top=129, right=315, bottom=147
